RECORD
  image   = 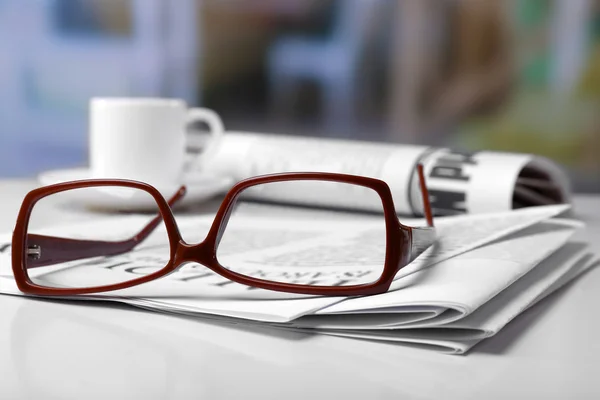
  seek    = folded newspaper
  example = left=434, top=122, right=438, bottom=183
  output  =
left=0, top=203, right=595, bottom=354
left=195, top=132, right=572, bottom=216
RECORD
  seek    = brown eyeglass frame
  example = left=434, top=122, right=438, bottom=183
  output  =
left=12, top=165, right=434, bottom=297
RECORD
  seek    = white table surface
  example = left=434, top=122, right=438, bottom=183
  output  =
left=0, top=178, right=599, bottom=400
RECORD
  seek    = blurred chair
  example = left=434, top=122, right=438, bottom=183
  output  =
left=267, top=0, right=380, bottom=129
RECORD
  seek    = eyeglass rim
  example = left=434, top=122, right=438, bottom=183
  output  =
left=12, top=172, right=416, bottom=297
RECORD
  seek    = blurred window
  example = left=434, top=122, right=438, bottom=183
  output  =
left=53, top=0, right=132, bottom=37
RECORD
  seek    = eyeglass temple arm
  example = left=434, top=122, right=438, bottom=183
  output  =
left=407, top=164, right=435, bottom=262
left=131, top=186, right=186, bottom=242
left=417, top=163, right=434, bottom=227
left=24, top=186, right=187, bottom=269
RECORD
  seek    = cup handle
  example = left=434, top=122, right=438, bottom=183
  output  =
left=185, top=107, right=224, bottom=171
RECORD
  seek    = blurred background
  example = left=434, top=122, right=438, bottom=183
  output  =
left=0, top=0, right=598, bottom=191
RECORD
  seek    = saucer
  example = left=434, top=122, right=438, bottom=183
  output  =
left=38, top=168, right=234, bottom=211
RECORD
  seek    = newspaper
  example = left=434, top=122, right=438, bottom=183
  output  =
left=198, top=132, right=571, bottom=216
left=0, top=204, right=578, bottom=309
left=320, top=245, right=596, bottom=354
left=295, top=219, right=582, bottom=325
left=0, top=201, right=594, bottom=353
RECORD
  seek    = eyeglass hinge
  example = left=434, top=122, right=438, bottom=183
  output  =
left=27, top=245, right=42, bottom=260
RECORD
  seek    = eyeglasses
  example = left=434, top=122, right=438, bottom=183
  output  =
left=11, top=165, right=435, bottom=297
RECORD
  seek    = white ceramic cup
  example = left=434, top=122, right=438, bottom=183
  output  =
left=89, top=97, right=223, bottom=186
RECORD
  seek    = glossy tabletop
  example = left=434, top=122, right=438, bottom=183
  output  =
left=1, top=179, right=599, bottom=400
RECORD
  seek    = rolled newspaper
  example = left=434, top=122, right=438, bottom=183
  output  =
left=196, top=132, right=571, bottom=216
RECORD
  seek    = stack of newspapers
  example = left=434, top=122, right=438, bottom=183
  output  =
left=0, top=202, right=595, bottom=354
left=0, top=136, right=596, bottom=354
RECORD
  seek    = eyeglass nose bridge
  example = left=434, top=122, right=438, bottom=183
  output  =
left=172, top=239, right=216, bottom=269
